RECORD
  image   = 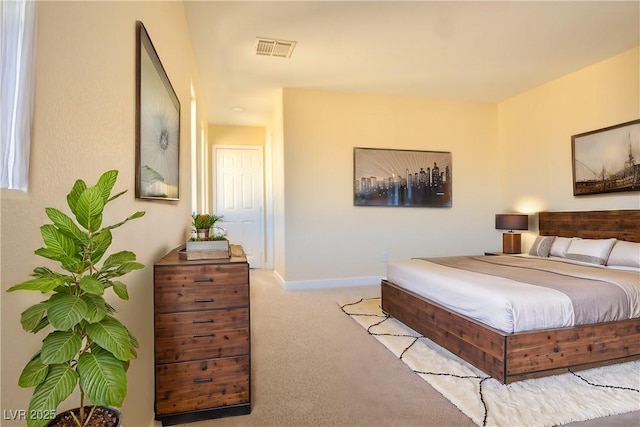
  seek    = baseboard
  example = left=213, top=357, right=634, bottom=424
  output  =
left=272, top=271, right=381, bottom=290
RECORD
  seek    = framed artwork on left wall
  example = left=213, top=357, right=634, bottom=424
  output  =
left=135, top=21, right=180, bottom=200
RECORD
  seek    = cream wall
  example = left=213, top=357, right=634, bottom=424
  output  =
left=278, top=89, right=500, bottom=284
left=209, top=124, right=265, bottom=147
left=269, top=90, right=286, bottom=277
left=0, top=2, right=205, bottom=426
left=498, top=47, right=640, bottom=249
left=275, top=47, right=639, bottom=286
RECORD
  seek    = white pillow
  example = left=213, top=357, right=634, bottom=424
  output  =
left=565, top=238, right=617, bottom=265
left=549, top=237, right=574, bottom=258
left=606, top=240, right=640, bottom=269
left=528, top=236, right=555, bottom=257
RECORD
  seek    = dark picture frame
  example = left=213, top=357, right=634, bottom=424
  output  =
left=354, top=147, right=452, bottom=207
left=135, top=21, right=180, bottom=200
left=571, top=119, right=640, bottom=196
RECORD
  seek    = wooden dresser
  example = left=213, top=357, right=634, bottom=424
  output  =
left=153, top=247, right=251, bottom=426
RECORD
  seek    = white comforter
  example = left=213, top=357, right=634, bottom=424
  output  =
left=386, top=255, right=640, bottom=333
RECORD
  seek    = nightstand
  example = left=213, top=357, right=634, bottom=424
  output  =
left=484, top=251, right=518, bottom=256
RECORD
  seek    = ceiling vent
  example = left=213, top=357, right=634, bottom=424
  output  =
left=254, top=38, right=296, bottom=58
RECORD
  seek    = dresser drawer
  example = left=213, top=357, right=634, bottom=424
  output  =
left=154, top=264, right=248, bottom=313
left=155, top=356, right=250, bottom=415
left=155, top=308, right=249, bottom=363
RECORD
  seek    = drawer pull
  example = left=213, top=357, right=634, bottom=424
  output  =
left=193, top=377, right=213, bottom=384
left=194, top=278, right=214, bottom=283
left=192, top=319, right=214, bottom=324
left=193, top=298, right=214, bottom=303
left=193, top=333, right=214, bottom=338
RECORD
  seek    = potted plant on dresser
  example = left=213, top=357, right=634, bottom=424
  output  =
left=191, top=213, right=222, bottom=239
left=7, top=170, right=145, bottom=427
left=185, top=213, right=229, bottom=260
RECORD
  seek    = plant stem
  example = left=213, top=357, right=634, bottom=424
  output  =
left=83, top=406, right=97, bottom=427
left=79, top=386, right=85, bottom=424
left=70, top=411, right=82, bottom=427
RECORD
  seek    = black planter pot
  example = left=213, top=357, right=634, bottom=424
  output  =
left=46, top=406, right=121, bottom=427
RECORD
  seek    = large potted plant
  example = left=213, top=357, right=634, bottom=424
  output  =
left=7, top=170, right=145, bottom=427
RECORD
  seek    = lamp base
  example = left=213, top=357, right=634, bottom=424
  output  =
left=502, top=233, right=521, bottom=254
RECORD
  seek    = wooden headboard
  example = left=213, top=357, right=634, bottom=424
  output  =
left=539, top=210, right=640, bottom=243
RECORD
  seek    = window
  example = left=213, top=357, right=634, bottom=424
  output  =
left=1, top=0, right=37, bottom=191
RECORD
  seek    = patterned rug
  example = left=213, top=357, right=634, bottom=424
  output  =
left=339, top=297, right=640, bottom=427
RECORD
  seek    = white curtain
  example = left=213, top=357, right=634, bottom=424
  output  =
left=0, top=0, right=37, bottom=191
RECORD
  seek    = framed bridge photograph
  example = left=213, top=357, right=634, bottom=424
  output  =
left=572, top=119, right=640, bottom=196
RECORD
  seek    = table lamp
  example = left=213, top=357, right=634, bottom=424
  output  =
left=495, top=214, right=528, bottom=254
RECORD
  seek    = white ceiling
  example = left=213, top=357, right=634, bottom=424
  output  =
left=184, top=1, right=640, bottom=127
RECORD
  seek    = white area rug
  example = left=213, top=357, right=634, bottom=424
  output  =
left=339, top=297, right=640, bottom=427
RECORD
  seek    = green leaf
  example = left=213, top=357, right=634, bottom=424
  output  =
left=114, top=261, right=145, bottom=277
left=96, top=170, right=118, bottom=204
left=27, top=364, right=77, bottom=427
left=87, top=229, right=112, bottom=265
left=31, top=316, right=50, bottom=334
left=130, top=210, right=145, bottom=219
left=102, top=250, right=136, bottom=269
left=58, top=255, right=87, bottom=274
left=74, top=186, right=104, bottom=232
left=19, top=355, right=48, bottom=388
left=111, top=281, right=129, bottom=300
left=81, top=294, right=107, bottom=323
left=33, top=247, right=62, bottom=262
left=86, top=316, right=131, bottom=361
left=99, top=254, right=144, bottom=280
left=102, top=211, right=146, bottom=232
left=20, top=302, right=49, bottom=332
left=126, top=327, right=139, bottom=360
left=66, top=179, right=87, bottom=218
left=40, top=224, right=79, bottom=259
left=31, top=266, right=57, bottom=278
left=34, top=247, right=85, bottom=274
left=33, top=250, right=85, bottom=276
left=47, top=294, right=87, bottom=331
left=106, top=189, right=126, bottom=204
left=79, top=276, right=104, bottom=295
left=7, top=276, right=67, bottom=293
left=77, top=347, right=126, bottom=407
left=104, top=302, right=116, bottom=314
left=40, top=331, right=82, bottom=365
left=45, top=207, right=87, bottom=243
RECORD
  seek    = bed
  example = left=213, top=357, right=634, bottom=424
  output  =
left=381, top=210, right=640, bottom=384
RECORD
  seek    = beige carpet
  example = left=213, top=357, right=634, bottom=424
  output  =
left=340, top=297, right=640, bottom=427
left=175, top=269, right=640, bottom=427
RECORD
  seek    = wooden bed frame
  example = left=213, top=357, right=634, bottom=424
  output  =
left=381, top=209, right=640, bottom=384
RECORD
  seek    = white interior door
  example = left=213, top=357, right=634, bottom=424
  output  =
left=214, top=146, right=264, bottom=268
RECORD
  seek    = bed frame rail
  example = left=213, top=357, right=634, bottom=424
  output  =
left=382, top=280, right=640, bottom=384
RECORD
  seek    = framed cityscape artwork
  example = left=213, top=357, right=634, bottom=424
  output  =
left=353, top=147, right=452, bottom=207
left=572, top=119, right=640, bottom=196
left=135, top=21, right=180, bottom=200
